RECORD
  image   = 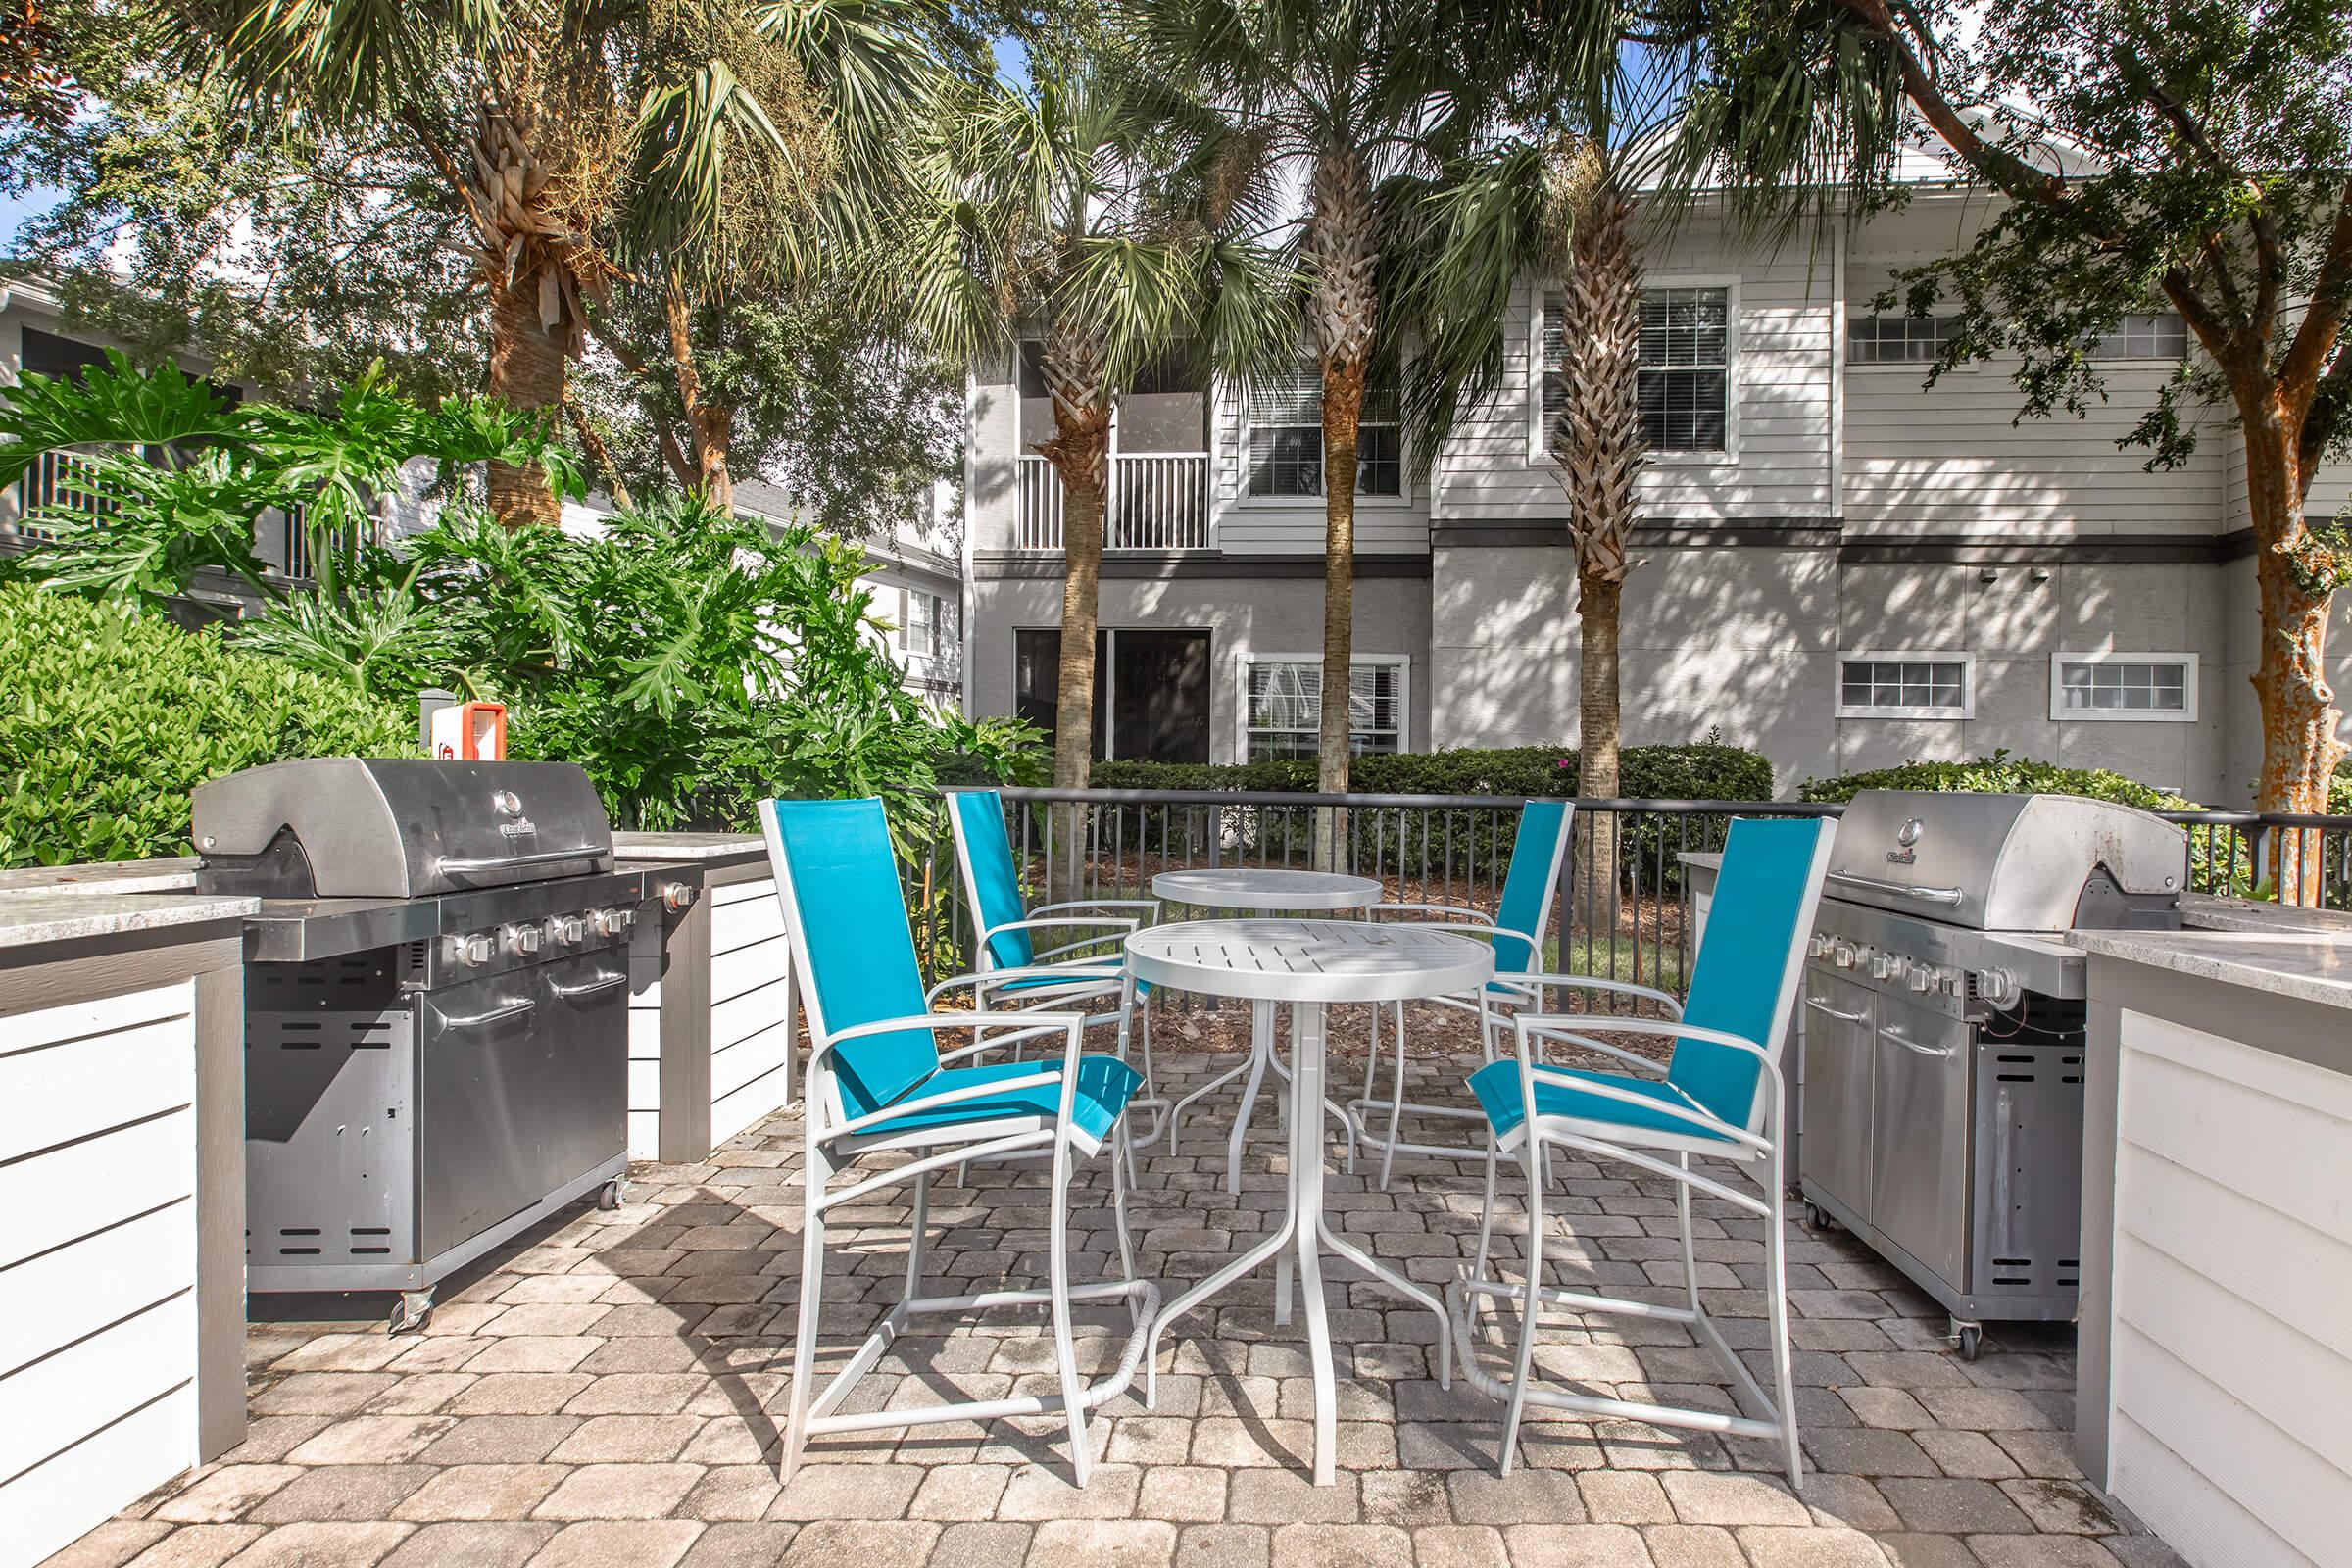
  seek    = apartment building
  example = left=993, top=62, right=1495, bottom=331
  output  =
left=961, top=187, right=2352, bottom=806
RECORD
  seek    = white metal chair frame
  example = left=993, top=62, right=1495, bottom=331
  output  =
left=771, top=832, right=1157, bottom=1486
left=1350, top=803, right=1575, bottom=1188
left=947, top=800, right=1169, bottom=1147
left=1444, top=815, right=1828, bottom=1493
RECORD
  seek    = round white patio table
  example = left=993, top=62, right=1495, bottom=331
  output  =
left=1127, top=918, right=1494, bottom=1485
left=1151, top=868, right=1385, bottom=1193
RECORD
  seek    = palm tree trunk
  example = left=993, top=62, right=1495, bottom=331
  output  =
left=1305, top=147, right=1379, bottom=869
left=1317, top=355, right=1364, bottom=870
left=485, top=273, right=568, bottom=528
left=1037, top=323, right=1114, bottom=903
left=1556, top=172, right=1643, bottom=932
left=664, top=270, right=735, bottom=513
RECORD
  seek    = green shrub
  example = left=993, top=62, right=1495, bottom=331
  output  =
left=1094, top=738, right=1774, bottom=802
left=0, top=585, right=413, bottom=867
left=1796, top=751, right=2199, bottom=811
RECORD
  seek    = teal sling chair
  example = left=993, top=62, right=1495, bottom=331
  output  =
left=759, top=797, right=1158, bottom=1484
left=1447, top=813, right=1836, bottom=1490
left=1351, top=799, right=1576, bottom=1188
left=947, top=789, right=1169, bottom=1153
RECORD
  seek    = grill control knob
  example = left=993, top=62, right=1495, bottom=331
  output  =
left=590, top=906, right=636, bottom=938
left=660, top=882, right=697, bottom=913
left=1808, top=933, right=1834, bottom=960
left=1907, top=963, right=1937, bottom=994
left=501, top=922, right=543, bottom=957
left=1872, top=953, right=1900, bottom=982
left=1975, top=967, right=2019, bottom=1007
left=456, top=933, right=495, bottom=967
left=550, top=914, right=586, bottom=945
left=1832, top=941, right=1855, bottom=968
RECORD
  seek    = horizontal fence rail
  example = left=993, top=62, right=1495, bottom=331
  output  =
left=910, top=787, right=2352, bottom=999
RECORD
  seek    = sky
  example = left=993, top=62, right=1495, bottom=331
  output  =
left=1, top=186, right=59, bottom=249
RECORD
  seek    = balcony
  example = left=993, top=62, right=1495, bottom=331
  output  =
left=1017, top=452, right=1210, bottom=551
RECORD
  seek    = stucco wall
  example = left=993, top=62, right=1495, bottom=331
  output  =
left=967, top=569, right=1433, bottom=765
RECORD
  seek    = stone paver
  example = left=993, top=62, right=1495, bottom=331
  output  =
left=45, top=1053, right=2177, bottom=1568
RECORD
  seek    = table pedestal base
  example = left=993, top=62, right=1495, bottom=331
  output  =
left=1147, top=1001, right=1452, bottom=1485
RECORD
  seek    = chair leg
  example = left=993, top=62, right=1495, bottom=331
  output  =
left=1471, top=1132, right=1501, bottom=1282
left=1047, top=1135, right=1091, bottom=1485
left=905, top=1168, right=931, bottom=1303
left=1764, top=1140, right=1803, bottom=1490
left=1111, top=1123, right=1140, bottom=1288
left=783, top=1149, right=830, bottom=1482
left=1496, top=1133, right=1546, bottom=1478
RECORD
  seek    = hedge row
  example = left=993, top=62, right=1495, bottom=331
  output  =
left=1093, top=740, right=1775, bottom=802
left=0, top=586, right=415, bottom=867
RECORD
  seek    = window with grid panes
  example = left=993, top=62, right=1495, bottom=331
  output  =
left=2052, top=655, right=2194, bottom=720
left=1847, top=315, right=1964, bottom=364
left=2090, top=315, right=2187, bottom=359
left=1837, top=655, right=1972, bottom=718
left=1638, top=288, right=1731, bottom=452
left=1247, top=365, right=1400, bottom=497
left=1242, top=658, right=1405, bottom=759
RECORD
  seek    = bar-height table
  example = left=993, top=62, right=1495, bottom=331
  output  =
left=1128, top=918, right=1494, bottom=1484
left=1151, top=869, right=1383, bottom=1191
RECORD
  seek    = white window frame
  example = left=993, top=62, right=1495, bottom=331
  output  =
left=1845, top=313, right=1967, bottom=368
left=1835, top=650, right=1976, bottom=721
left=904, top=589, right=940, bottom=659
left=2087, top=314, right=2188, bottom=363
left=2048, top=651, right=2199, bottom=723
left=1238, top=362, right=1410, bottom=509
left=1530, top=276, right=1741, bottom=466
left=1237, top=653, right=1410, bottom=760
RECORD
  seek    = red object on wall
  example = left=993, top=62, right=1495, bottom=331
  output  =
left=430, top=702, right=508, bottom=760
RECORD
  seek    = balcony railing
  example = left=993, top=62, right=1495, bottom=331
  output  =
left=1017, top=453, right=1210, bottom=552
left=9, top=448, right=119, bottom=541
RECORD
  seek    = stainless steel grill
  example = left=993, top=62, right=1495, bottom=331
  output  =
left=1797, top=790, right=2186, bottom=1359
left=196, top=758, right=693, bottom=1331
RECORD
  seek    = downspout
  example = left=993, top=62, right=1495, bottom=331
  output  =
left=959, top=369, right=977, bottom=719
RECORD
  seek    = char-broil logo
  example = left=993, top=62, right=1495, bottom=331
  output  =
left=499, top=816, right=538, bottom=840
left=1886, top=816, right=1924, bottom=866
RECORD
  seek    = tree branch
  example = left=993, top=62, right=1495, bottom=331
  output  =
left=2160, top=265, right=2235, bottom=368
left=2299, top=337, right=2351, bottom=489
left=1835, top=0, right=2072, bottom=209
left=2278, top=174, right=2352, bottom=419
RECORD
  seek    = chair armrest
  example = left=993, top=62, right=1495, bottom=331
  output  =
left=1494, top=970, right=1685, bottom=1019
left=1522, top=1024, right=1672, bottom=1078
left=1033, top=897, right=1159, bottom=925
left=926, top=964, right=1120, bottom=1005
left=1371, top=901, right=1494, bottom=925
left=981, top=915, right=1139, bottom=942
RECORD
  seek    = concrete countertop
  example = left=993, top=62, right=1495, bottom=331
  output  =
left=2071, top=925, right=2352, bottom=1012
left=612, top=831, right=762, bottom=862
left=0, top=891, right=259, bottom=945
left=1679, top=852, right=1723, bottom=873
left=0, top=858, right=200, bottom=894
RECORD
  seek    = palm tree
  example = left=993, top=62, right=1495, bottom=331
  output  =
left=1145, top=0, right=1635, bottom=855
left=177, top=0, right=853, bottom=526
left=900, top=56, right=1292, bottom=884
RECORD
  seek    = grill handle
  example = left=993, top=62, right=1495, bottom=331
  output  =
left=1804, top=996, right=1868, bottom=1025
left=549, top=970, right=627, bottom=1000
left=437, top=845, right=607, bottom=875
left=1883, top=1023, right=1955, bottom=1059
left=437, top=996, right=534, bottom=1030
left=1825, top=871, right=1965, bottom=907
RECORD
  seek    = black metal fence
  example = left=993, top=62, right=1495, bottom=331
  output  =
left=908, top=787, right=2352, bottom=996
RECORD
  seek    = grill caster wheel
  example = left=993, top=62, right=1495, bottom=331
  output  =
left=1953, top=1322, right=1984, bottom=1362
left=388, top=1290, right=434, bottom=1335
left=597, top=1179, right=627, bottom=1211
left=1803, top=1201, right=1829, bottom=1232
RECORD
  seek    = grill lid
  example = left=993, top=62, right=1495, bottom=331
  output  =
left=193, top=759, right=613, bottom=899
left=1824, top=789, right=2185, bottom=931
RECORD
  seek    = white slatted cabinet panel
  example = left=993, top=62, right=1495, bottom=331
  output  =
left=707, top=876, right=795, bottom=1148
left=626, top=931, right=664, bottom=1161
left=2109, top=1009, right=2352, bottom=1568
left=0, top=981, right=202, bottom=1568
